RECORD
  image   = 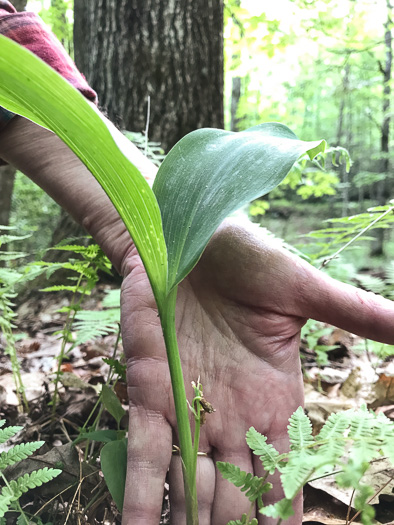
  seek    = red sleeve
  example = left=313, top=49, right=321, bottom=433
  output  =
left=0, top=0, right=97, bottom=126
left=0, top=1, right=97, bottom=164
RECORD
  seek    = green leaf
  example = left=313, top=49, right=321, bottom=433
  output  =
left=75, top=430, right=119, bottom=444
left=8, top=468, right=62, bottom=500
left=101, top=385, right=125, bottom=425
left=153, top=124, right=325, bottom=290
left=281, top=450, right=315, bottom=499
left=217, top=461, right=272, bottom=504
left=288, top=406, right=314, bottom=451
left=101, top=438, right=127, bottom=511
left=260, top=498, right=294, bottom=520
left=245, top=427, right=281, bottom=474
left=0, top=426, right=23, bottom=445
left=0, top=441, right=44, bottom=470
left=0, top=36, right=167, bottom=308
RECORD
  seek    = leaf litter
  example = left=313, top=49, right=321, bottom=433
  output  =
left=0, top=287, right=393, bottom=523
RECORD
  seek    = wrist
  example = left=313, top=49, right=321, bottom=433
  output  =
left=0, top=115, right=155, bottom=275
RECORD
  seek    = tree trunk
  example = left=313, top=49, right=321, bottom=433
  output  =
left=230, top=77, right=241, bottom=131
left=0, top=0, right=27, bottom=233
left=0, top=164, right=16, bottom=227
left=74, top=0, right=224, bottom=152
left=12, top=0, right=27, bottom=10
left=336, top=61, right=350, bottom=217
left=372, top=0, right=392, bottom=256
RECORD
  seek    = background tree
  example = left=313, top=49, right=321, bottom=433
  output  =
left=73, top=0, right=224, bottom=152
left=0, top=0, right=27, bottom=231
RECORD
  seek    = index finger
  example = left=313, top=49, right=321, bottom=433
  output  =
left=296, top=260, right=394, bottom=344
left=123, top=404, right=172, bottom=525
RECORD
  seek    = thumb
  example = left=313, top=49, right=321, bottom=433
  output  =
left=296, top=262, right=394, bottom=344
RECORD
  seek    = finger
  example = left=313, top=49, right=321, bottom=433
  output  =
left=295, top=260, right=394, bottom=344
left=168, top=455, right=215, bottom=525
left=212, top=450, right=256, bottom=525
left=122, top=404, right=172, bottom=525
left=253, top=436, right=302, bottom=525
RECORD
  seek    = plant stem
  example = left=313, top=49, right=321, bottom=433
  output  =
left=160, top=286, right=198, bottom=525
left=319, top=204, right=394, bottom=269
left=192, top=398, right=201, bottom=483
left=52, top=271, right=87, bottom=416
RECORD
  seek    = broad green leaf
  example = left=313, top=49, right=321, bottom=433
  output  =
left=153, top=124, right=325, bottom=290
left=101, top=385, right=125, bottom=425
left=0, top=36, right=167, bottom=308
left=75, top=429, right=119, bottom=444
left=101, top=438, right=127, bottom=511
left=260, top=498, right=294, bottom=520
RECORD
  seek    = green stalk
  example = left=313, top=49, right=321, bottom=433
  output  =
left=192, top=411, right=201, bottom=484
left=160, top=286, right=199, bottom=525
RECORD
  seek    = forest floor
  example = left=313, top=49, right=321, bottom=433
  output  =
left=0, top=286, right=393, bottom=525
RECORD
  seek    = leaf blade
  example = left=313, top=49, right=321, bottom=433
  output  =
left=0, top=36, right=167, bottom=307
left=153, top=124, right=325, bottom=290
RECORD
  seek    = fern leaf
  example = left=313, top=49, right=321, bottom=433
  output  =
left=227, top=516, right=258, bottom=525
left=246, top=427, right=281, bottom=474
left=217, top=462, right=271, bottom=503
left=281, top=450, right=315, bottom=499
left=374, top=412, right=394, bottom=463
left=72, top=308, right=120, bottom=344
left=0, top=488, right=13, bottom=518
left=356, top=274, right=385, bottom=295
left=348, top=408, right=380, bottom=463
left=40, top=284, right=90, bottom=294
left=385, top=261, right=394, bottom=287
left=260, top=498, right=294, bottom=520
left=0, top=426, right=23, bottom=445
left=315, top=411, right=349, bottom=466
left=288, top=407, right=314, bottom=451
left=336, top=460, right=367, bottom=488
left=102, top=288, right=121, bottom=308
left=0, top=441, right=44, bottom=470
left=8, top=468, right=61, bottom=500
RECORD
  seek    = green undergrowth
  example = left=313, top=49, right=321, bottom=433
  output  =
left=219, top=406, right=394, bottom=525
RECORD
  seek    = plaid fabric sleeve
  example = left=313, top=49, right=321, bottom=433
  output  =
left=0, top=0, right=97, bottom=133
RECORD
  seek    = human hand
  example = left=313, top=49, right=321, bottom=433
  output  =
left=120, top=218, right=394, bottom=525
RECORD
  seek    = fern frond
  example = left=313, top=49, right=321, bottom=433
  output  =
left=102, top=288, right=121, bottom=308
left=287, top=407, right=314, bottom=451
left=0, top=426, right=23, bottom=445
left=281, top=450, right=315, bottom=499
left=348, top=407, right=380, bottom=463
left=0, top=441, right=44, bottom=470
left=0, top=488, right=13, bottom=518
left=374, top=412, right=394, bottom=463
left=217, top=462, right=271, bottom=503
left=227, top=515, right=258, bottom=525
left=8, top=468, right=62, bottom=500
left=246, top=427, right=281, bottom=474
left=315, top=411, right=349, bottom=466
left=260, top=498, right=294, bottom=520
left=72, top=308, right=120, bottom=345
left=356, top=274, right=385, bottom=294
left=40, top=284, right=90, bottom=294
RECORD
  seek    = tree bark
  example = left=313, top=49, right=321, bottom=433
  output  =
left=0, top=164, right=16, bottom=227
left=372, top=0, right=392, bottom=256
left=336, top=61, right=350, bottom=217
left=74, top=0, right=224, bottom=152
left=231, top=77, right=241, bottom=131
left=0, top=0, right=27, bottom=231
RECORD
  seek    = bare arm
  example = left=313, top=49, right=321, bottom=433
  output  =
left=0, top=113, right=156, bottom=273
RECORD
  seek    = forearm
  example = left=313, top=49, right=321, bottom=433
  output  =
left=0, top=114, right=157, bottom=274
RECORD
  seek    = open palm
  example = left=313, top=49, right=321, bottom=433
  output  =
left=120, top=219, right=394, bottom=525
